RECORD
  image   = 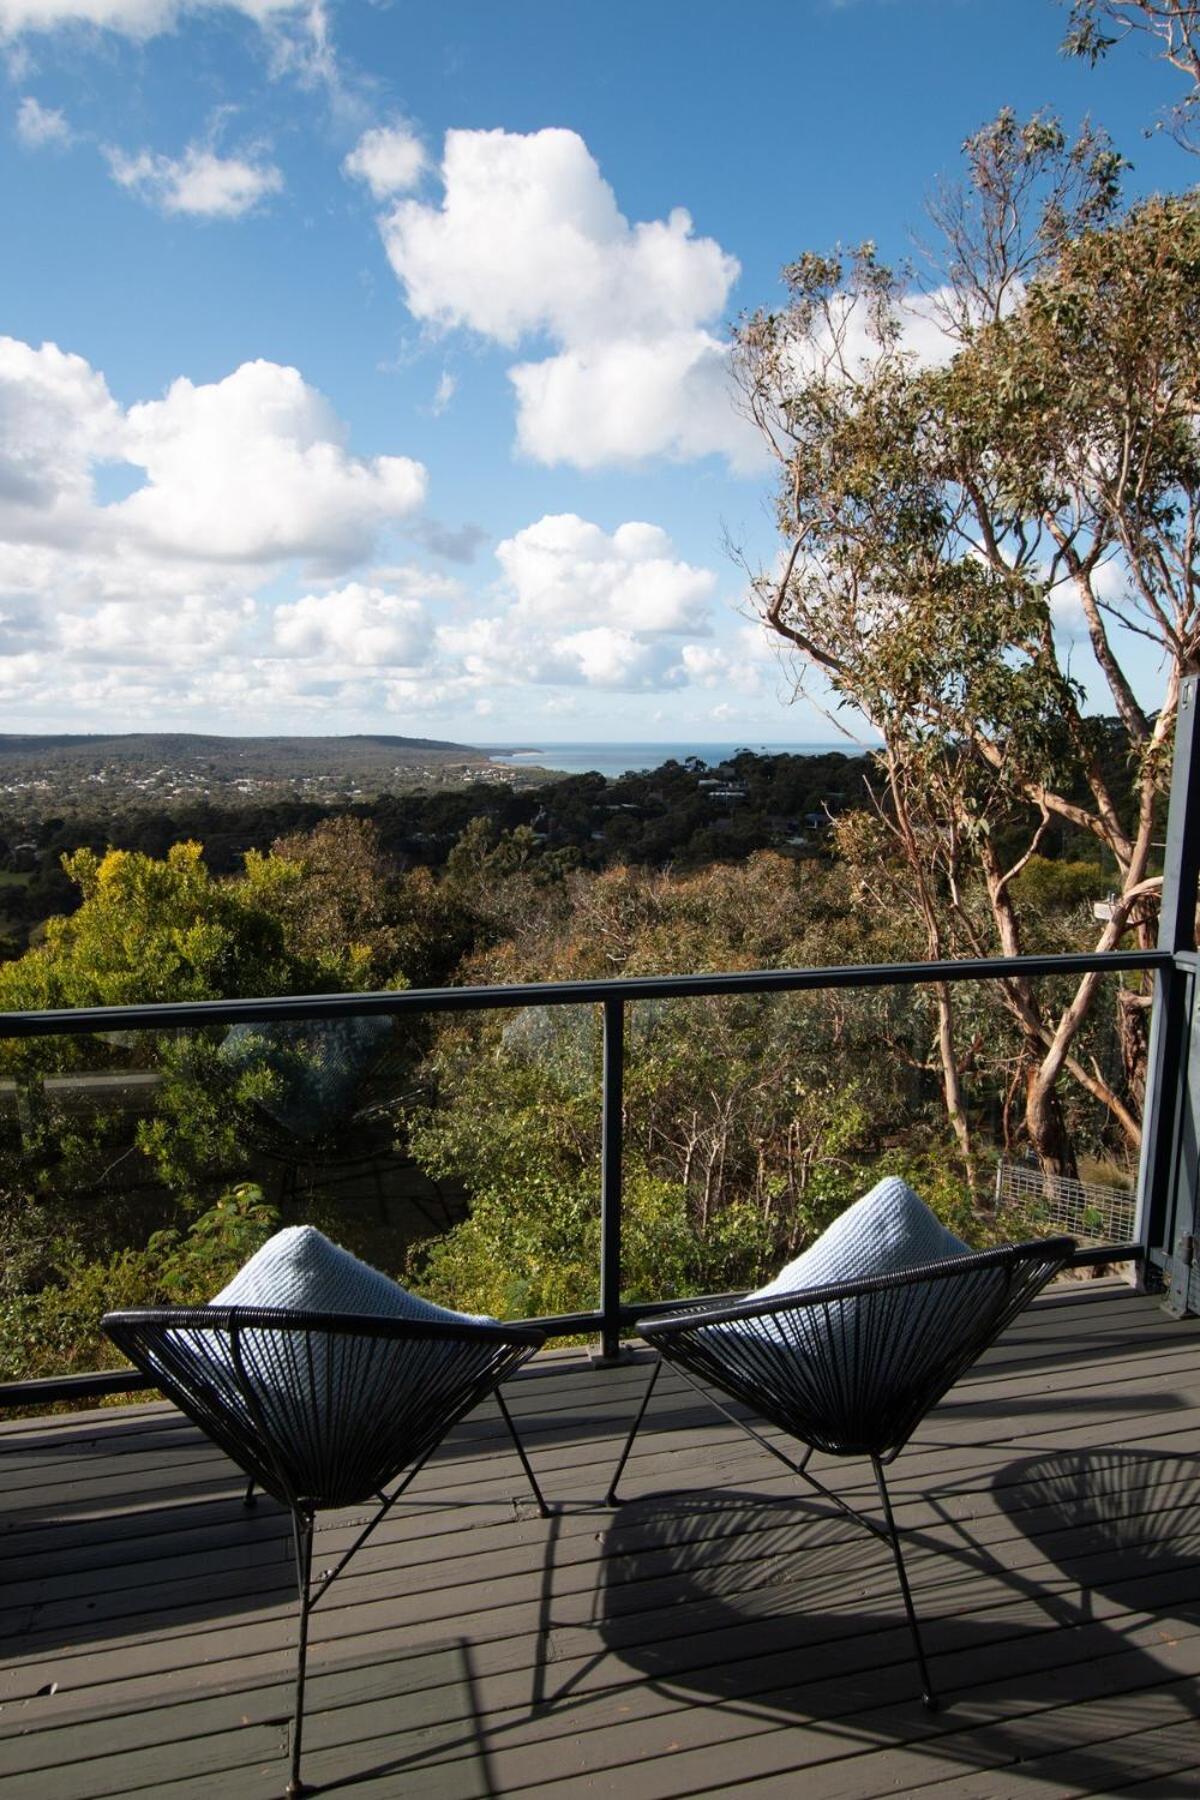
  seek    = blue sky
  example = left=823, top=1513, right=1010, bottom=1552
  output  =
left=0, top=0, right=1187, bottom=746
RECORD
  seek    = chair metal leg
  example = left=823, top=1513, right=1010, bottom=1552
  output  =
left=871, top=1456, right=937, bottom=1712
left=668, top=1360, right=816, bottom=1484
left=495, top=1387, right=552, bottom=1518
left=243, top=1476, right=257, bottom=1509
left=287, top=1512, right=315, bottom=1798
left=606, top=1356, right=662, bottom=1505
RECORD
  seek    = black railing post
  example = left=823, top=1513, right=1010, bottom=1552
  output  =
left=598, top=995, right=625, bottom=1361
left=1139, top=676, right=1200, bottom=1312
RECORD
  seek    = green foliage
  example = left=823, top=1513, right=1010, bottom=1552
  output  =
left=150, top=1183, right=280, bottom=1301
left=412, top=1161, right=777, bottom=1323
left=0, top=751, right=877, bottom=957
left=0, top=828, right=465, bottom=1252
left=733, top=115, right=1199, bottom=1176
left=406, top=858, right=982, bottom=1320
left=0, top=1184, right=277, bottom=1387
left=0, top=843, right=299, bottom=1014
left=134, top=1033, right=282, bottom=1197
left=0, top=776, right=1141, bottom=1387
left=1010, top=856, right=1109, bottom=915
left=266, top=816, right=412, bottom=989
left=1062, top=3, right=1200, bottom=154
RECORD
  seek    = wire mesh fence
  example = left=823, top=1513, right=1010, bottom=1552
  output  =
left=995, top=1157, right=1136, bottom=1243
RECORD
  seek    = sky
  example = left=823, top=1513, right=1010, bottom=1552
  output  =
left=0, top=0, right=1190, bottom=748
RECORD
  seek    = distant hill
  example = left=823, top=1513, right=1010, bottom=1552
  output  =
left=0, top=732, right=480, bottom=763
left=0, top=731, right=533, bottom=816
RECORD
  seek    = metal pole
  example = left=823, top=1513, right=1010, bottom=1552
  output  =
left=287, top=1512, right=314, bottom=1798
left=872, top=1456, right=937, bottom=1712
left=599, top=996, right=625, bottom=1362
left=1138, top=674, right=1200, bottom=1311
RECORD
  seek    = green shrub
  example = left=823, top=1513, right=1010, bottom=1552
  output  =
left=0, top=1184, right=278, bottom=1388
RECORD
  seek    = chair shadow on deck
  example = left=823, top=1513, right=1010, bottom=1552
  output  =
left=569, top=1463, right=1200, bottom=1795
left=991, top=1444, right=1200, bottom=1571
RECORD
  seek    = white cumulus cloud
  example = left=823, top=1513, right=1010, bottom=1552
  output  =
left=0, top=333, right=742, bottom=725
left=115, top=359, right=427, bottom=564
left=382, top=129, right=733, bottom=345
left=0, top=335, right=455, bottom=724
left=496, top=514, right=716, bottom=634
left=107, top=141, right=284, bottom=217
left=0, top=337, right=429, bottom=598
left=343, top=121, right=425, bottom=199
left=679, top=643, right=728, bottom=686
left=274, top=582, right=434, bottom=667
left=548, top=626, right=680, bottom=689
left=0, top=336, right=122, bottom=536
left=436, top=514, right=721, bottom=693
left=509, top=332, right=756, bottom=470
left=57, top=594, right=254, bottom=663
left=15, top=94, right=70, bottom=147
left=377, top=127, right=759, bottom=471
left=0, top=1, right=305, bottom=41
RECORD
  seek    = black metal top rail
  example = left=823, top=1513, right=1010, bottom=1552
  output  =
left=0, top=946, right=1167, bottom=1038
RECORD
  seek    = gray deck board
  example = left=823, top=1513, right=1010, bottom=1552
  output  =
left=3, top=1278, right=1200, bottom=1797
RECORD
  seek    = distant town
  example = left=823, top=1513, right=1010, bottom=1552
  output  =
left=0, top=732, right=546, bottom=818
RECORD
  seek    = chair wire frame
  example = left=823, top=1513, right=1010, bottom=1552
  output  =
left=104, top=1305, right=548, bottom=1798
left=605, top=1236, right=1076, bottom=1711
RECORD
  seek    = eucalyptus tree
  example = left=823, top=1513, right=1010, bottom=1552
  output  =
left=734, top=113, right=1200, bottom=1175
left=1064, top=2, right=1200, bottom=152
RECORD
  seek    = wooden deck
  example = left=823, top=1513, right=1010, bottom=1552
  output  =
left=2, top=1278, right=1200, bottom=1798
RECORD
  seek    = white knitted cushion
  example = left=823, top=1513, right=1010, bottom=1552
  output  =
left=197, top=1228, right=494, bottom=1444
left=685, top=1180, right=1000, bottom=1462
left=748, top=1177, right=969, bottom=1301
left=212, top=1225, right=490, bottom=1324
left=703, top=1177, right=972, bottom=1374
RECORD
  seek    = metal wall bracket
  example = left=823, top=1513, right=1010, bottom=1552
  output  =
left=1165, top=1232, right=1198, bottom=1318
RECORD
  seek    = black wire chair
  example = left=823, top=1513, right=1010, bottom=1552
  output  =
left=103, top=1305, right=548, bottom=1798
left=606, top=1236, right=1075, bottom=1711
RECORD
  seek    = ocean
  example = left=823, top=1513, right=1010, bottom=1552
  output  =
left=481, top=741, right=870, bottom=779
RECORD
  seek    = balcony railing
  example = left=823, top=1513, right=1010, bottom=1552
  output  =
left=0, top=946, right=1167, bottom=1407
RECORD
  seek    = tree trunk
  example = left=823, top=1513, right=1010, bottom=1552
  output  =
left=1025, top=1060, right=1079, bottom=1181
left=882, top=745, right=977, bottom=1193
left=1117, top=984, right=1151, bottom=1117
left=933, top=978, right=976, bottom=1193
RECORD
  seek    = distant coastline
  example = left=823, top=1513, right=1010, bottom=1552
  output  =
left=481, top=741, right=875, bottom=779
left=0, top=731, right=880, bottom=823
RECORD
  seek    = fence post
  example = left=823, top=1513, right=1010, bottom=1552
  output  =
left=1138, top=675, right=1200, bottom=1312
left=598, top=995, right=625, bottom=1361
